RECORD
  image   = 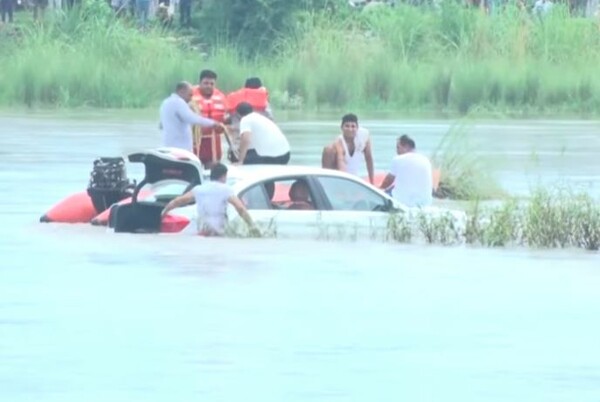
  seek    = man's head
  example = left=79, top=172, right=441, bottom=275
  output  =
left=341, top=113, right=359, bottom=139
left=198, top=69, right=218, bottom=97
left=210, top=162, right=228, bottom=182
left=396, top=134, right=416, bottom=155
left=244, top=77, right=263, bottom=89
left=289, top=179, right=310, bottom=203
left=175, top=81, right=193, bottom=103
left=236, top=102, right=254, bottom=118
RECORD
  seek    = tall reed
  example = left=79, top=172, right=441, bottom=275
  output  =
left=0, top=1, right=598, bottom=114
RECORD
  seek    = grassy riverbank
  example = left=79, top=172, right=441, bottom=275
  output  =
left=0, top=1, right=599, bottom=115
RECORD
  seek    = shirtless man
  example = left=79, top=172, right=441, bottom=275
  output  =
left=321, top=113, right=375, bottom=185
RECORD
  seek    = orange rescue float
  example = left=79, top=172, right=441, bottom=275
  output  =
left=39, top=157, right=133, bottom=224
left=40, top=191, right=99, bottom=223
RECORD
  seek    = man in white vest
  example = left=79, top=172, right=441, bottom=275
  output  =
left=321, top=113, right=375, bottom=185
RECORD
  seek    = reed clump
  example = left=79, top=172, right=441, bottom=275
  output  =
left=431, top=120, right=506, bottom=200
left=392, top=187, right=600, bottom=250
left=384, top=189, right=600, bottom=250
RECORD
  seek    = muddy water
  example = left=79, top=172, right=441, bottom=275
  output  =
left=0, top=111, right=599, bottom=401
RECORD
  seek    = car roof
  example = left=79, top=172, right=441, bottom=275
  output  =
left=224, top=164, right=368, bottom=184
left=222, top=164, right=402, bottom=206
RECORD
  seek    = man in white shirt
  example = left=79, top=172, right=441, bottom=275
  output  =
left=235, top=102, right=291, bottom=165
left=321, top=113, right=375, bottom=184
left=161, top=163, right=259, bottom=236
left=159, top=81, right=221, bottom=152
left=379, top=134, right=433, bottom=208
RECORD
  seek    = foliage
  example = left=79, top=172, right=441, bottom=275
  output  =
left=0, top=0, right=599, bottom=115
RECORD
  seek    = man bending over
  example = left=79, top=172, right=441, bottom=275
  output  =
left=161, top=163, right=259, bottom=236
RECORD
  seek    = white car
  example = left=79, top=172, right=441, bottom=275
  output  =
left=168, top=165, right=466, bottom=241
left=107, top=149, right=465, bottom=241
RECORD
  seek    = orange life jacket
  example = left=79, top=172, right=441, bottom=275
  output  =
left=191, top=86, right=227, bottom=136
left=226, top=87, right=269, bottom=113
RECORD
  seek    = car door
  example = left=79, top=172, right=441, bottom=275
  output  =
left=229, top=176, right=325, bottom=238
left=310, top=175, right=396, bottom=241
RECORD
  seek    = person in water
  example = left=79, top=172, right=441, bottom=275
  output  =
left=235, top=102, right=291, bottom=165
left=226, top=77, right=274, bottom=121
left=190, top=69, right=228, bottom=169
left=159, top=81, right=221, bottom=153
left=379, top=134, right=433, bottom=208
left=321, top=113, right=375, bottom=185
left=161, top=163, right=260, bottom=237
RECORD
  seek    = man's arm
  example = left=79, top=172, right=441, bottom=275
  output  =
left=264, top=102, right=274, bottom=120
left=335, top=140, right=346, bottom=172
left=364, top=138, right=375, bottom=185
left=161, top=191, right=195, bottom=217
left=176, top=98, right=218, bottom=127
left=379, top=173, right=395, bottom=190
left=228, top=195, right=260, bottom=235
left=237, top=131, right=251, bottom=164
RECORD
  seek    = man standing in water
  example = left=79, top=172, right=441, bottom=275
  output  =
left=379, top=134, right=433, bottom=208
left=159, top=81, right=221, bottom=153
left=321, top=113, right=375, bottom=185
left=190, top=69, right=228, bottom=168
left=161, top=163, right=259, bottom=237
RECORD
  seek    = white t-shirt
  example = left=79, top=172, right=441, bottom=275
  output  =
left=390, top=152, right=433, bottom=208
left=192, top=181, right=235, bottom=235
left=239, top=112, right=290, bottom=157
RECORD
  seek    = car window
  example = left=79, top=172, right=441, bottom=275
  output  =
left=269, top=178, right=315, bottom=211
left=239, top=177, right=316, bottom=211
left=317, top=176, right=388, bottom=211
left=239, top=184, right=271, bottom=210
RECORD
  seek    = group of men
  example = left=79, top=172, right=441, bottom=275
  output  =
left=321, top=113, right=434, bottom=208
left=158, top=69, right=435, bottom=237
left=159, top=69, right=291, bottom=170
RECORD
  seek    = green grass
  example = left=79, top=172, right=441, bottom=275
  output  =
left=384, top=186, right=600, bottom=251
left=0, top=1, right=599, bottom=116
left=430, top=119, right=506, bottom=200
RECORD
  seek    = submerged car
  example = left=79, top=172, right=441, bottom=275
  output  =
left=216, top=165, right=465, bottom=239
left=41, top=148, right=465, bottom=240
left=105, top=149, right=465, bottom=240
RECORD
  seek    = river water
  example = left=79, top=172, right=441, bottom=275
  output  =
left=1, top=111, right=599, bottom=401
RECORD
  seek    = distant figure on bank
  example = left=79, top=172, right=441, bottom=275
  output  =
left=156, top=0, right=174, bottom=28
left=161, top=163, right=259, bottom=237
left=1, top=0, right=14, bottom=23
left=379, top=134, right=433, bottom=208
left=111, top=0, right=129, bottom=16
left=179, top=0, right=191, bottom=27
left=235, top=102, right=291, bottom=165
left=227, top=77, right=274, bottom=121
left=135, top=0, right=150, bottom=28
left=321, top=113, right=375, bottom=184
left=159, top=81, right=220, bottom=153
left=533, top=0, right=553, bottom=18
left=33, top=0, right=48, bottom=21
left=190, top=69, right=228, bottom=168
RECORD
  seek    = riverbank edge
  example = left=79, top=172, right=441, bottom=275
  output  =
left=2, top=105, right=600, bottom=122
